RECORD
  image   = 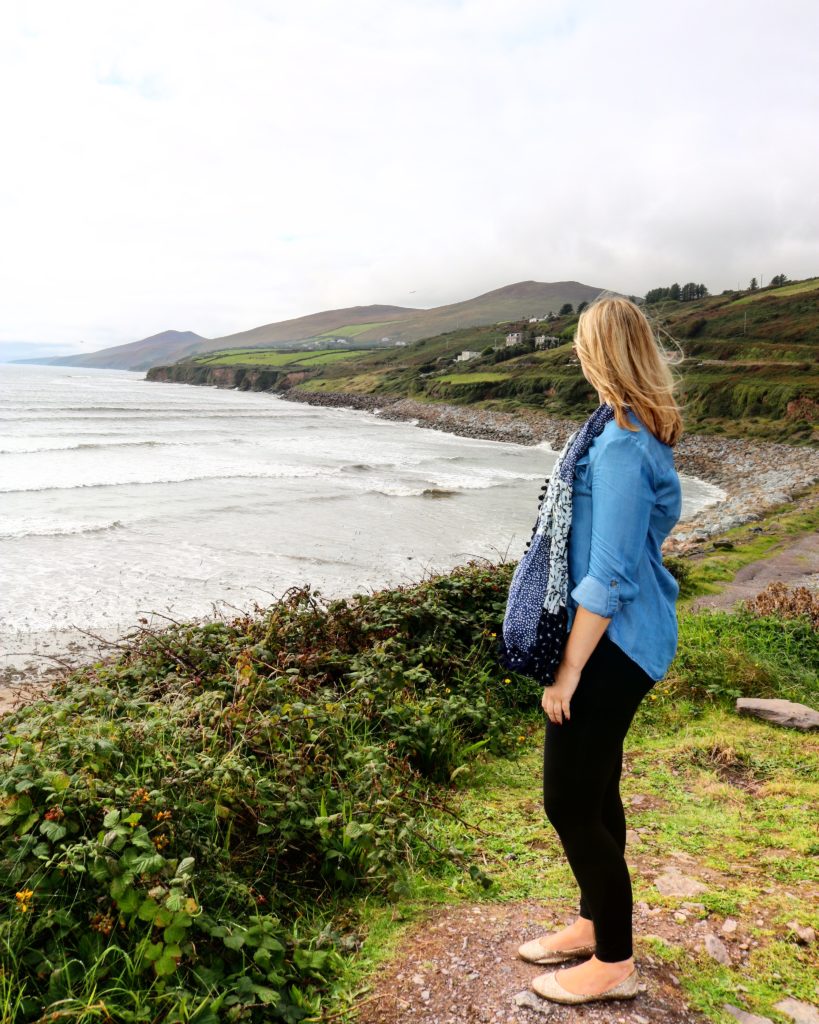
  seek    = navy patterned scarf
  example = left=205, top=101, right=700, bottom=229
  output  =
left=497, top=403, right=615, bottom=685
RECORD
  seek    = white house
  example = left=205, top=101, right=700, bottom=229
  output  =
left=394, top=340, right=407, bottom=347
left=455, top=349, right=481, bottom=362
left=534, top=335, right=562, bottom=350
left=505, top=332, right=524, bottom=346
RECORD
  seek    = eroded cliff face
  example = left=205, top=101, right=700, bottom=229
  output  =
left=145, top=364, right=312, bottom=392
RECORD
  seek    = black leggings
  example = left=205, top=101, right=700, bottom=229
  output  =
left=542, top=631, right=655, bottom=962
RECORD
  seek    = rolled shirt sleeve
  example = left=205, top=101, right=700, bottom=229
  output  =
left=570, top=433, right=654, bottom=618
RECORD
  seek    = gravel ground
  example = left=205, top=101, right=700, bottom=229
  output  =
left=350, top=837, right=818, bottom=1024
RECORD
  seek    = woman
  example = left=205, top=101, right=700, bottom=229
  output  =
left=518, top=295, right=684, bottom=1005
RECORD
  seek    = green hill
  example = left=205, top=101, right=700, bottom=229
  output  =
left=148, top=277, right=819, bottom=443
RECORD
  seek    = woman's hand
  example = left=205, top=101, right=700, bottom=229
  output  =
left=541, top=660, right=582, bottom=724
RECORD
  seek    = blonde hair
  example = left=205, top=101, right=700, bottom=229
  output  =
left=574, top=294, right=684, bottom=447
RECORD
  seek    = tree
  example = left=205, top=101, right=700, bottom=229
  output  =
left=559, top=302, right=574, bottom=316
left=750, top=277, right=758, bottom=291
left=770, top=273, right=789, bottom=287
left=644, top=282, right=709, bottom=304
left=576, top=301, right=588, bottom=314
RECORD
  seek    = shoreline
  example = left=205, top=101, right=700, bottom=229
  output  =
left=3, top=385, right=817, bottom=716
left=276, top=389, right=819, bottom=551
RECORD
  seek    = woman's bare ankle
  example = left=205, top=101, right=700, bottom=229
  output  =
left=539, top=917, right=595, bottom=949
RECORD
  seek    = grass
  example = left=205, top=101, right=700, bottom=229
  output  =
left=193, top=348, right=366, bottom=368
left=733, top=277, right=819, bottom=304
left=151, top=275, right=819, bottom=444
left=668, top=484, right=819, bottom=601
left=434, top=372, right=511, bottom=384
left=319, top=687, right=818, bottom=1024
left=2, top=507, right=818, bottom=1021
left=309, top=321, right=399, bottom=340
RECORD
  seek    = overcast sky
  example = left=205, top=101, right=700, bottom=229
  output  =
left=2, top=0, right=817, bottom=357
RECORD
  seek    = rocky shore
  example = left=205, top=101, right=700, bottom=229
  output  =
left=278, top=389, right=819, bottom=551
left=3, top=386, right=815, bottom=717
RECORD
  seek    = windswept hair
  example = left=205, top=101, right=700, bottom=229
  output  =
left=574, top=294, right=684, bottom=447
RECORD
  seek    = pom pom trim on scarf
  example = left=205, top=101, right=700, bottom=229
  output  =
left=496, top=403, right=615, bottom=685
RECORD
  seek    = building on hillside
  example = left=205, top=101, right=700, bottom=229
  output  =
left=455, top=349, right=481, bottom=362
left=393, top=340, right=407, bottom=346
left=505, top=332, right=524, bottom=346
left=534, top=335, right=562, bottom=350
left=528, top=317, right=539, bottom=324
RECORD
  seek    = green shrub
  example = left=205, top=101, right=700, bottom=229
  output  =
left=0, top=564, right=534, bottom=1022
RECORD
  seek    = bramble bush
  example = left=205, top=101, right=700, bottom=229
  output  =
left=0, top=561, right=537, bottom=1023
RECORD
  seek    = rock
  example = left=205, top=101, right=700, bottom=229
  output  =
left=654, top=866, right=709, bottom=897
left=785, top=920, right=816, bottom=944
left=736, top=698, right=819, bottom=731
left=773, top=998, right=819, bottom=1024
left=723, top=918, right=739, bottom=934
left=420, top=989, right=430, bottom=1002
left=674, top=911, right=688, bottom=923
left=411, top=973, right=425, bottom=985
left=704, top=933, right=731, bottom=964
left=514, top=990, right=552, bottom=1015
left=722, top=1004, right=775, bottom=1024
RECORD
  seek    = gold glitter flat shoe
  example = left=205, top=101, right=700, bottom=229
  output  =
left=517, top=935, right=596, bottom=964
left=530, top=966, right=639, bottom=1003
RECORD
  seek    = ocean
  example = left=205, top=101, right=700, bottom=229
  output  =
left=0, top=364, right=725, bottom=684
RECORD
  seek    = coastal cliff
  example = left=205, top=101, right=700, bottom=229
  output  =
left=145, top=363, right=312, bottom=391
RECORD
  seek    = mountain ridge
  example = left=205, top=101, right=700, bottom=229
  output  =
left=11, top=280, right=609, bottom=371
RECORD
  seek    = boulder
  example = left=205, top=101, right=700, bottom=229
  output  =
left=736, top=698, right=819, bottom=731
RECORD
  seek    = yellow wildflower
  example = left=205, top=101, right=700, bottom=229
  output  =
left=15, top=889, right=34, bottom=913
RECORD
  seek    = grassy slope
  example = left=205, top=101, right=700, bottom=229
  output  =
left=192, top=277, right=819, bottom=443
left=199, top=281, right=608, bottom=354
left=328, top=493, right=819, bottom=1023
left=1, top=492, right=817, bottom=1022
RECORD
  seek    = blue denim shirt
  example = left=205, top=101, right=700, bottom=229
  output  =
left=565, top=408, right=683, bottom=681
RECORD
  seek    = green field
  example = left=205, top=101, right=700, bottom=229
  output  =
left=435, top=371, right=511, bottom=384
left=193, top=347, right=366, bottom=367
left=733, top=276, right=819, bottom=304
left=310, top=320, right=399, bottom=340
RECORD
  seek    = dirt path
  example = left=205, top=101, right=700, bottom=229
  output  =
left=352, top=898, right=704, bottom=1024
left=689, top=532, right=819, bottom=613
left=349, top=832, right=818, bottom=1024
